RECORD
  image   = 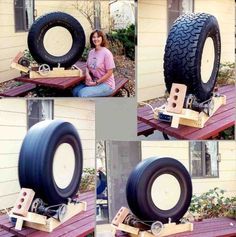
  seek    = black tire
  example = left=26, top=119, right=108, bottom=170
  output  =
left=126, top=157, right=192, bottom=224
left=28, top=12, right=86, bottom=68
left=164, top=13, right=221, bottom=102
left=19, top=120, right=83, bottom=205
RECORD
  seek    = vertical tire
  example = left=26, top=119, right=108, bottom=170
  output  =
left=164, top=13, right=221, bottom=102
left=28, top=12, right=86, bottom=68
left=19, top=120, right=83, bottom=205
left=126, top=157, right=192, bottom=224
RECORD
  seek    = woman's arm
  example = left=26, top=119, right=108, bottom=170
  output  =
left=96, top=69, right=113, bottom=84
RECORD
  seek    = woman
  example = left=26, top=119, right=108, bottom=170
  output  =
left=72, top=30, right=115, bottom=97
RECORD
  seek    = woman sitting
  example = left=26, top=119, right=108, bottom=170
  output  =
left=72, top=30, right=115, bottom=97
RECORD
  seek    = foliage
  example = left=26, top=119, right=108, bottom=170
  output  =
left=81, top=46, right=90, bottom=62
left=107, top=24, right=135, bottom=60
left=189, top=187, right=236, bottom=220
left=72, top=0, right=95, bottom=29
left=23, top=49, right=37, bottom=64
left=216, top=126, right=235, bottom=140
left=79, top=168, right=96, bottom=193
left=217, top=62, right=235, bottom=85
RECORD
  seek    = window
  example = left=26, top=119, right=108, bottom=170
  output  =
left=167, top=0, right=194, bottom=31
left=190, top=141, right=220, bottom=178
left=27, top=100, right=53, bottom=129
left=14, top=0, right=34, bottom=32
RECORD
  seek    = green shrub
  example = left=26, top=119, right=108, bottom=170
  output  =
left=79, top=168, right=96, bottom=193
left=189, top=187, right=236, bottom=220
left=107, top=24, right=135, bottom=60
left=81, top=46, right=90, bottom=62
left=217, top=62, right=235, bottom=85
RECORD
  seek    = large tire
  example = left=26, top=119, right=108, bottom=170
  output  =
left=28, top=12, right=86, bottom=68
left=164, top=13, right=221, bottom=102
left=126, top=157, right=192, bottom=224
left=19, top=120, right=83, bottom=205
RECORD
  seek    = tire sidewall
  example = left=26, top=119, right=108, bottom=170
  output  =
left=195, top=16, right=221, bottom=100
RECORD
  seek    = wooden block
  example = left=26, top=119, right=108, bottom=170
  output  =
left=11, top=62, right=29, bottom=73
left=12, top=188, right=35, bottom=217
left=117, top=223, right=139, bottom=235
left=166, top=83, right=187, bottom=114
left=24, top=201, right=87, bottom=232
left=15, top=218, right=24, bottom=230
left=30, top=68, right=82, bottom=78
left=112, top=207, right=130, bottom=226
left=10, top=212, right=47, bottom=225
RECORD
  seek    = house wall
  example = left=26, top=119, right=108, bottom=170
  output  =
left=138, top=0, right=235, bottom=101
left=0, top=0, right=110, bottom=83
left=138, top=0, right=167, bottom=101
left=0, top=0, right=28, bottom=82
left=0, top=99, right=95, bottom=209
left=141, top=141, right=236, bottom=198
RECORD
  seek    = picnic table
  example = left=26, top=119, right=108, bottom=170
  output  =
left=0, top=191, right=95, bottom=237
left=115, top=217, right=236, bottom=237
left=138, top=85, right=235, bottom=140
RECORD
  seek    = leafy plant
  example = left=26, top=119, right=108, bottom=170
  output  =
left=23, top=49, right=37, bottom=64
left=217, top=62, right=235, bottom=85
left=189, top=187, right=236, bottom=220
left=79, top=168, right=96, bottom=193
left=81, top=46, right=90, bottom=62
left=107, top=24, right=135, bottom=60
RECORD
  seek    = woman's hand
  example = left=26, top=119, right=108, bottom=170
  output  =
left=86, top=80, right=96, bottom=86
left=85, top=75, right=92, bottom=86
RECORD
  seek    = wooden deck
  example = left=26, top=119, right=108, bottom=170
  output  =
left=115, top=217, right=236, bottom=237
left=0, top=191, right=95, bottom=237
left=137, top=85, right=235, bottom=140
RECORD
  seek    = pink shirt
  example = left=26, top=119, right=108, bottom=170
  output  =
left=87, top=47, right=115, bottom=90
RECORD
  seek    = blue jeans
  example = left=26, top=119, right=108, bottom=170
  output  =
left=72, top=83, right=114, bottom=97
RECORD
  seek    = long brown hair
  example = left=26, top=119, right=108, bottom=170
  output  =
left=90, top=30, right=108, bottom=48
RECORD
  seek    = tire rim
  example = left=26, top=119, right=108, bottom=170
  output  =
left=200, top=37, right=215, bottom=83
left=53, top=143, right=76, bottom=189
left=151, top=174, right=181, bottom=210
left=43, top=26, right=73, bottom=57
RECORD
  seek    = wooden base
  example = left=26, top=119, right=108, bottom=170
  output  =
left=30, top=67, right=83, bottom=78
left=154, top=95, right=226, bottom=128
left=112, top=222, right=193, bottom=237
left=9, top=201, right=87, bottom=232
left=11, top=62, right=29, bottom=73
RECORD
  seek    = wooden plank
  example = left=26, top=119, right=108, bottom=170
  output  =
left=15, top=76, right=85, bottom=90
left=137, top=85, right=235, bottom=140
left=110, top=77, right=129, bottom=97
left=0, top=83, right=36, bottom=97
left=137, top=121, right=155, bottom=136
left=16, top=191, right=94, bottom=237
left=115, top=218, right=236, bottom=237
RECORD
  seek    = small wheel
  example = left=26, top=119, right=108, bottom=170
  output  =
left=151, top=221, right=164, bottom=236
left=39, top=64, right=50, bottom=76
left=30, top=198, right=44, bottom=213
left=58, top=204, right=67, bottom=221
left=18, top=57, right=30, bottom=67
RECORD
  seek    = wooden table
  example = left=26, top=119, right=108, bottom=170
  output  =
left=115, top=217, right=236, bottom=237
left=137, top=85, right=235, bottom=140
left=0, top=191, right=95, bottom=237
left=15, top=76, right=85, bottom=90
